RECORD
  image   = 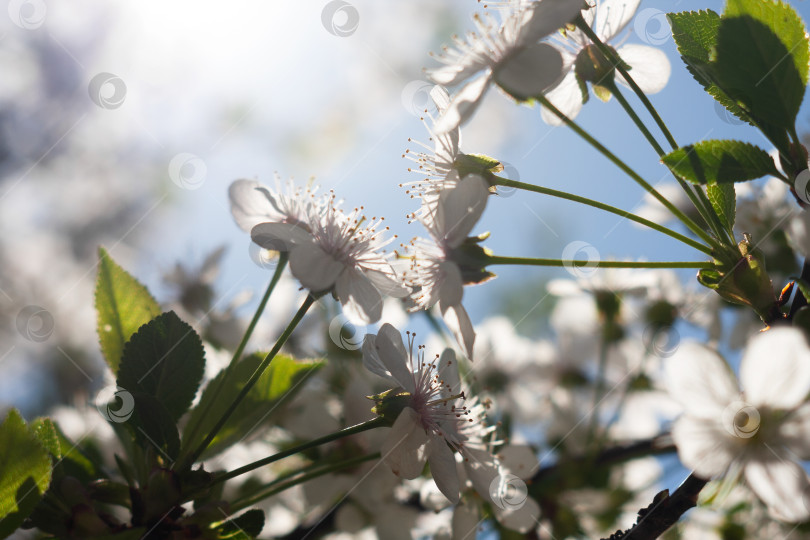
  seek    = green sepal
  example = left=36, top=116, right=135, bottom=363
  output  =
left=368, top=389, right=412, bottom=426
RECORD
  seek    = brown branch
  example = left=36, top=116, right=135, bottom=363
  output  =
left=601, top=473, right=708, bottom=540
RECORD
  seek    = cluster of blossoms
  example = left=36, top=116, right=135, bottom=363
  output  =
left=218, top=0, right=810, bottom=536
left=230, top=176, right=409, bottom=325
left=18, top=0, right=810, bottom=538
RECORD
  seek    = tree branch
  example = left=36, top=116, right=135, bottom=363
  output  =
left=601, top=473, right=708, bottom=540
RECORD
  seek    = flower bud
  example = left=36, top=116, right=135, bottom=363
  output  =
left=698, top=234, right=781, bottom=323
left=574, top=44, right=622, bottom=102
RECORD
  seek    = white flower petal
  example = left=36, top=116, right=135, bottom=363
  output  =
left=493, top=43, right=564, bottom=100
left=546, top=276, right=583, bottom=296
left=519, top=0, right=585, bottom=45
left=436, top=174, right=489, bottom=248
left=744, top=458, right=810, bottom=522
left=427, top=56, right=490, bottom=87
left=615, top=44, right=671, bottom=94
left=438, top=261, right=464, bottom=308
left=229, top=179, right=277, bottom=232
left=361, top=334, right=398, bottom=384
left=430, top=85, right=451, bottom=111
left=382, top=408, right=429, bottom=479
left=336, top=269, right=384, bottom=325
left=376, top=323, right=416, bottom=393
left=289, top=243, right=344, bottom=291
left=363, top=268, right=410, bottom=298
left=665, top=342, right=739, bottom=417
left=671, top=415, right=738, bottom=478
left=437, top=348, right=461, bottom=397
left=462, top=447, right=501, bottom=499
left=440, top=301, right=476, bottom=360
left=427, top=435, right=460, bottom=504
left=540, top=70, right=583, bottom=126
left=497, top=445, right=539, bottom=480
left=452, top=499, right=481, bottom=540
left=433, top=74, right=492, bottom=134
left=781, top=403, right=810, bottom=460
left=580, top=1, right=596, bottom=29
left=596, top=0, right=641, bottom=41
left=740, top=328, right=810, bottom=409
left=251, top=222, right=312, bottom=251
left=493, top=496, right=541, bottom=533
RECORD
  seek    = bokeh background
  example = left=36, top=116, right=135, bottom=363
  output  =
left=2, top=0, right=810, bottom=418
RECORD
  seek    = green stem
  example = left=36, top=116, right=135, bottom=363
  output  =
left=180, top=293, right=318, bottom=469
left=487, top=255, right=712, bottom=270
left=577, top=19, right=729, bottom=246
left=492, top=176, right=712, bottom=255
left=182, top=254, right=289, bottom=451
left=230, top=452, right=381, bottom=513
left=608, top=82, right=732, bottom=245
left=532, top=93, right=722, bottom=252
left=211, top=417, right=387, bottom=486
left=575, top=16, right=678, bottom=150
left=586, top=330, right=611, bottom=449
left=605, top=81, right=666, bottom=156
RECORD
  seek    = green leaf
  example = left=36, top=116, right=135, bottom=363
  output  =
left=216, top=509, right=265, bottom=539
left=129, top=393, right=182, bottom=462
left=796, top=279, right=810, bottom=304
left=182, top=353, right=323, bottom=459
left=661, top=140, right=779, bottom=185
left=117, top=311, right=205, bottom=423
left=668, top=10, right=753, bottom=124
left=48, top=423, right=102, bottom=483
left=96, top=246, right=162, bottom=373
left=707, top=183, right=736, bottom=234
left=714, top=0, right=809, bottom=130
left=30, top=418, right=60, bottom=459
left=0, top=410, right=52, bottom=537
left=86, top=480, right=131, bottom=508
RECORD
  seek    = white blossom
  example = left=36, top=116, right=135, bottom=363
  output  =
left=666, top=328, right=810, bottom=522
left=427, top=1, right=581, bottom=133
left=405, top=175, right=490, bottom=358
left=543, top=0, right=671, bottom=125
left=402, top=85, right=464, bottom=221
left=362, top=324, right=500, bottom=504
left=252, top=190, right=409, bottom=324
